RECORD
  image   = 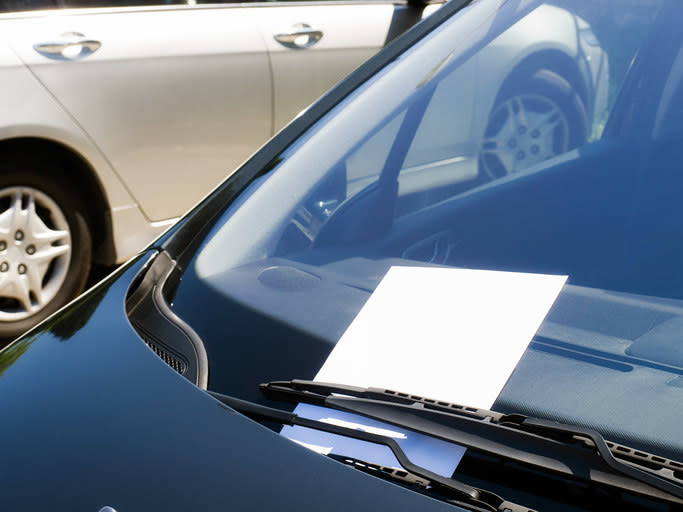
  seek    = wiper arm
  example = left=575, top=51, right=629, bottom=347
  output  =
left=208, top=391, right=532, bottom=512
left=503, top=414, right=683, bottom=500
left=325, top=453, right=496, bottom=511
left=261, top=380, right=683, bottom=503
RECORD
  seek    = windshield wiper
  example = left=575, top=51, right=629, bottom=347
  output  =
left=208, top=391, right=532, bottom=512
left=261, top=379, right=683, bottom=503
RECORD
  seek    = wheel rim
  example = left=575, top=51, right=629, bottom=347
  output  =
left=480, top=93, right=570, bottom=178
left=0, top=187, right=72, bottom=322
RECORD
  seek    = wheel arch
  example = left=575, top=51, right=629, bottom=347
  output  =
left=0, top=137, right=115, bottom=265
left=495, top=49, right=589, bottom=113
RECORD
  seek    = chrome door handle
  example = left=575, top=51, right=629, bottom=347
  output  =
left=274, top=23, right=323, bottom=49
left=34, top=32, right=101, bottom=60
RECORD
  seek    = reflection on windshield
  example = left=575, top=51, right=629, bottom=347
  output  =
left=174, top=0, right=683, bottom=462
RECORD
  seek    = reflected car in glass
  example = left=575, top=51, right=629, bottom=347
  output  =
left=1, top=0, right=681, bottom=511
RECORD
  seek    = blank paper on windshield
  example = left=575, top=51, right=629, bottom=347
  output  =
left=285, top=266, right=566, bottom=476
left=315, top=266, right=567, bottom=410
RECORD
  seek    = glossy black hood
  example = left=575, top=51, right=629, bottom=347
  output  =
left=0, top=252, right=457, bottom=512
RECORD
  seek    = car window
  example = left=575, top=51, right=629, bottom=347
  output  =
left=190, top=0, right=662, bottom=334
left=0, top=0, right=187, bottom=12
left=211, top=0, right=647, bottom=259
left=0, top=0, right=55, bottom=10
left=0, top=0, right=373, bottom=13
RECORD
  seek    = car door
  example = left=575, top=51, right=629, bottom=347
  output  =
left=2, top=2, right=273, bottom=222
left=254, top=1, right=439, bottom=132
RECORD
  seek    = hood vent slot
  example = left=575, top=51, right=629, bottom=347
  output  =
left=135, top=321, right=189, bottom=376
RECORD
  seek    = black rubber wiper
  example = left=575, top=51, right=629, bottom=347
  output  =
left=208, top=391, right=533, bottom=512
left=261, top=380, right=683, bottom=503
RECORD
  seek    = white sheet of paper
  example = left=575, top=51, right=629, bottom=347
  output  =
left=315, top=266, right=567, bottom=410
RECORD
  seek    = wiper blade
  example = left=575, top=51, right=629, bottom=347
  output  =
left=209, top=391, right=533, bottom=512
left=261, top=380, right=683, bottom=502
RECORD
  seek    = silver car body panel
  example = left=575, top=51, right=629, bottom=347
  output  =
left=0, top=38, right=163, bottom=262
left=1, top=4, right=397, bottom=223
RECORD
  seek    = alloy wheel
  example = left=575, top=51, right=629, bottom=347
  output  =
left=480, top=93, right=570, bottom=178
left=0, top=186, right=72, bottom=321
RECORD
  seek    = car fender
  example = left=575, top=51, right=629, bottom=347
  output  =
left=0, top=43, right=168, bottom=263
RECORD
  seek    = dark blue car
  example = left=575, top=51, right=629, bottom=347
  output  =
left=1, top=0, right=682, bottom=510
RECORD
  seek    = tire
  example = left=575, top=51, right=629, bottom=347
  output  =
left=0, top=163, right=92, bottom=342
left=479, top=69, right=588, bottom=179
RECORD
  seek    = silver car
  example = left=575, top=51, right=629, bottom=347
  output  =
left=0, top=0, right=605, bottom=339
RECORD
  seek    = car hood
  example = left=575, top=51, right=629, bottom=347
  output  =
left=0, top=252, right=456, bottom=512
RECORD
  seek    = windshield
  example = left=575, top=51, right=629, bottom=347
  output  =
left=170, top=0, right=682, bottom=464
